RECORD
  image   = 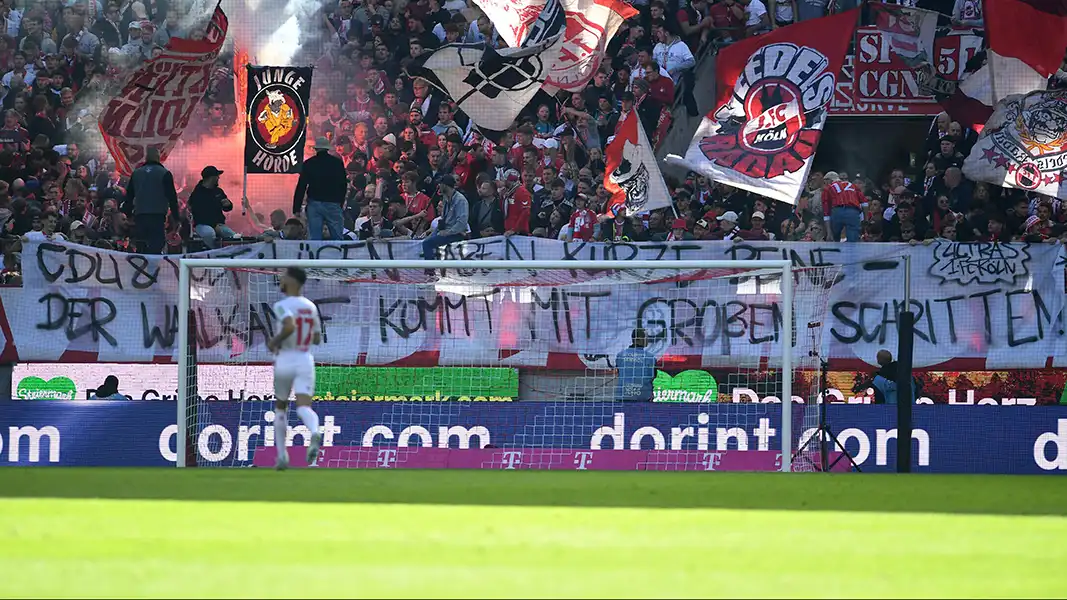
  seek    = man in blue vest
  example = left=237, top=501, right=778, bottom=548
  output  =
left=616, top=328, right=657, bottom=402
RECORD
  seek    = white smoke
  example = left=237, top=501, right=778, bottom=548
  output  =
left=220, top=0, right=326, bottom=65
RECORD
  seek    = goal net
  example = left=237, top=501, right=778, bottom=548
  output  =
left=177, top=259, right=841, bottom=472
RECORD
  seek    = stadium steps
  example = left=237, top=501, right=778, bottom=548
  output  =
left=657, top=50, right=719, bottom=181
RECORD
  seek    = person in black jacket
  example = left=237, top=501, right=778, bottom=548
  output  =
left=469, top=179, right=505, bottom=237
left=122, top=146, right=180, bottom=254
left=188, top=165, right=237, bottom=248
left=293, top=137, right=348, bottom=240
left=630, top=80, right=663, bottom=142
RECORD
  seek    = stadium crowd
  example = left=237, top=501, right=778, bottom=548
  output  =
left=0, top=0, right=1064, bottom=283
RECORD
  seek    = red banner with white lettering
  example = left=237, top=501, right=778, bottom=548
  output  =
left=98, top=5, right=229, bottom=175
left=667, top=10, right=858, bottom=205
left=830, top=26, right=983, bottom=116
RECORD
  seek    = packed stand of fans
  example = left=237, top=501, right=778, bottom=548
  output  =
left=0, top=0, right=1065, bottom=286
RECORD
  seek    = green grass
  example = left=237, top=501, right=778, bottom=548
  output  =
left=1, top=470, right=1065, bottom=598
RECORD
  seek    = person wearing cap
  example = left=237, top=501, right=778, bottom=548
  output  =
left=740, top=210, right=773, bottom=240
left=667, top=217, right=692, bottom=241
left=293, top=137, right=348, bottom=240
left=712, top=210, right=743, bottom=241
left=421, top=173, right=468, bottom=259
left=119, top=20, right=151, bottom=61
left=693, top=218, right=713, bottom=240
left=122, top=146, right=179, bottom=254
left=189, top=166, right=238, bottom=248
left=821, top=170, right=868, bottom=242
left=67, top=218, right=95, bottom=245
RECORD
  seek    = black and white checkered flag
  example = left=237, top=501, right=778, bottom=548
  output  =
left=411, top=37, right=558, bottom=133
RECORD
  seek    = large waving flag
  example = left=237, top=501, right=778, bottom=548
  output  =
left=474, top=0, right=636, bottom=92
left=411, top=37, right=559, bottom=134
left=941, top=0, right=1067, bottom=130
left=604, top=111, right=671, bottom=216
left=666, top=10, right=858, bottom=205
left=99, top=4, right=228, bottom=175
left=962, top=90, right=1067, bottom=199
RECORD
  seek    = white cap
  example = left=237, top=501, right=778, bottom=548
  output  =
left=824, top=171, right=841, bottom=182
left=751, top=210, right=766, bottom=220
left=717, top=210, right=739, bottom=223
left=543, top=138, right=559, bottom=149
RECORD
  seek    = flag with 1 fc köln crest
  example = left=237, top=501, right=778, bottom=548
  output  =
left=666, top=10, right=858, bottom=205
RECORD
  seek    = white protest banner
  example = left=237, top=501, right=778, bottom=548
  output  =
left=2, top=238, right=1064, bottom=370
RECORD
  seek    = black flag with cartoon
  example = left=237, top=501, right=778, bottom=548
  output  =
left=245, top=66, right=313, bottom=174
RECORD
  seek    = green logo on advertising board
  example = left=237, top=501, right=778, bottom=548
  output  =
left=16, top=376, right=78, bottom=400
left=653, top=370, right=719, bottom=403
left=313, top=367, right=519, bottom=402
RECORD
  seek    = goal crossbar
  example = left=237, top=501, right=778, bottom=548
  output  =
left=176, top=258, right=796, bottom=471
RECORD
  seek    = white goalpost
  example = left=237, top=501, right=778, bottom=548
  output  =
left=176, top=258, right=840, bottom=472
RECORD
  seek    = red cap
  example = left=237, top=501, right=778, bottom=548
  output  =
left=672, top=218, right=687, bottom=230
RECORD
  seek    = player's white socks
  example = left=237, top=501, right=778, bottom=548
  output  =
left=296, top=405, right=320, bottom=438
left=274, top=409, right=288, bottom=458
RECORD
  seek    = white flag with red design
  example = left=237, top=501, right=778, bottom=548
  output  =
left=603, top=111, right=671, bottom=216
left=473, top=0, right=636, bottom=92
left=666, top=10, right=857, bottom=205
left=962, top=90, right=1067, bottom=199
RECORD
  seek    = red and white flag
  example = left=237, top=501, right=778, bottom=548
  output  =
left=473, top=0, right=636, bottom=92
left=666, top=10, right=857, bottom=205
left=603, top=111, right=671, bottom=216
left=99, top=4, right=229, bottom=176
left=941, top=0, right=1067, bottom=130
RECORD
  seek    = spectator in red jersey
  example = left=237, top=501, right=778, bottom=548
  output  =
left=503, top=169, right=533, bottom=235
left=821, top=171, right=867, bottom=242
left=568, top=192, right=597, bottom=241
left=643, top=61, right=675, bottom=106
left=709, top=0, right=746, bottom=45
left=509, top=125, right=538, bottom=170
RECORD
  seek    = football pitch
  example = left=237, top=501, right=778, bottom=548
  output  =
left=0, top=469, right=1064, bottom=598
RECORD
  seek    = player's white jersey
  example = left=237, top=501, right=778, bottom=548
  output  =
left=272, top=295, right=321, bottom=359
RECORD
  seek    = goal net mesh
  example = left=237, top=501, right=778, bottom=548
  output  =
left=180, top=263, right=841, bottom=471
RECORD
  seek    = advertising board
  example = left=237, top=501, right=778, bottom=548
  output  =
left=2, top=400, right=1065, bottom=474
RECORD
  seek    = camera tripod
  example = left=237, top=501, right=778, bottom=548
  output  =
left=793, top=357, right=862, bottom=473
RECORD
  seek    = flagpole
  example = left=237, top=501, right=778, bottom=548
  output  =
left=240, top=59, right=248, bottom=216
